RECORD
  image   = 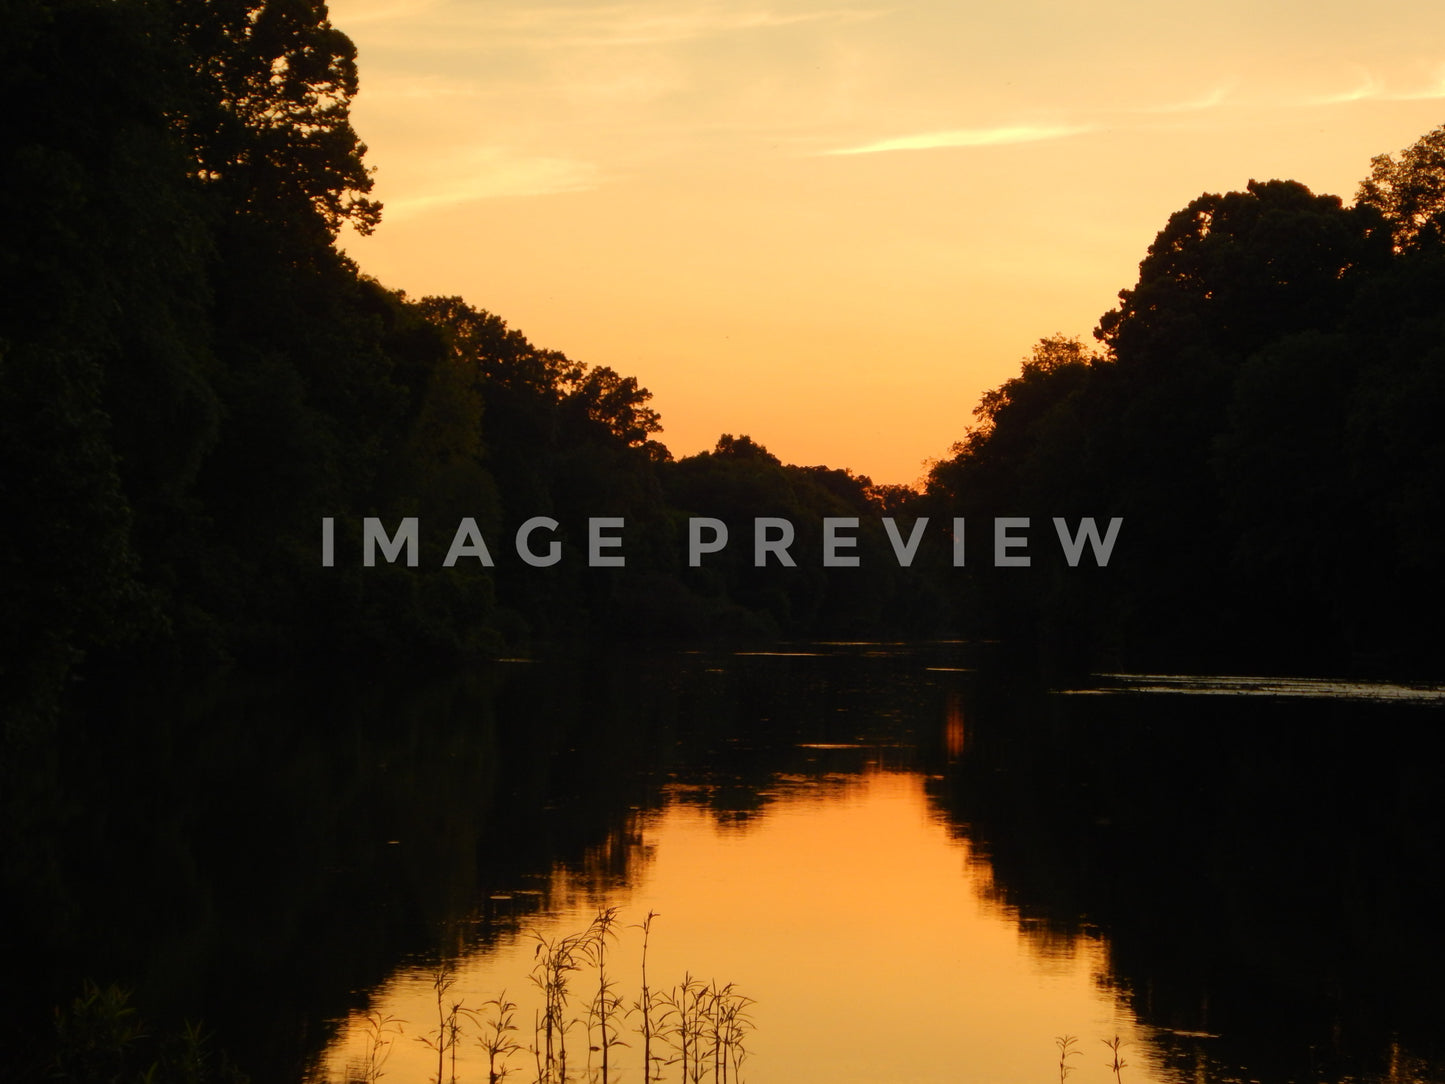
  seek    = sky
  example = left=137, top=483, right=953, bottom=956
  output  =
left=328, top=0, right=1445, bottom=485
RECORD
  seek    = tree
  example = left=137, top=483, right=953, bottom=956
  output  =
left=415, top=297, right=583, bottom=395
left=969, top=334, right=1098, bottom=439
left=172, top=0, right=381, bottom=239
left=711, top=434, right=781, bottom=464
left=1096, top=180, right=1387, bottom=367
left=0, top=0, right=223, bottom=723
left=1357, top=123, right=1445, bottom=252
left=563, top=366, right=664, bottom=450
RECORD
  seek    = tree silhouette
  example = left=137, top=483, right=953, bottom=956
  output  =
left=1096, top=179, right=1388, bottom=367
left=1357, top=123, right=1445, bottom=252
left=173, top=0, right=381, bottom=238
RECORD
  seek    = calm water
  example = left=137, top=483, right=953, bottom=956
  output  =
left=287, top=644, right=1443, bottom=1084
left=323, top=770, right=1129, bottom=1084
left=20, top=644, right=1445, bottom=1082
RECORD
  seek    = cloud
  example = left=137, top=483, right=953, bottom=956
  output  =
left=1380, top=63, right=1445, bottom=101
left=380, top=150, right=602, bottom=218
left=1120, top=68, right=1445, bottom=114
left=561, top=5, right=886, bottom=47
left=346, top=2, right=887, bottom=50
left=339, top=0, right=446, bottom=25
left=1116, top=67, right=1445, bottom=116
left=1278, top=65, right=1445, bottom=107
left=1301, top=70, right=1386, bottom=106
left=358, top=72, right=481, bottom=103
left=822, top=124, right=1092, bottom=156
left=1132, top=82, right=1236, bottom=114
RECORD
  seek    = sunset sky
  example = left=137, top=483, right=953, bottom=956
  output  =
left=329, top=0, right=1445, bottom=484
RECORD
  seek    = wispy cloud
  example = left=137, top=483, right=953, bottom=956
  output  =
left=561, top=5, right=886, bottom=47
left=1301, top=70, right=1385, bottom=106
left=359, top=72, right=481, bottom=104
left=349, top=2, right=887, bottom=50
left=1392, top=82, right=1445, bottom=101
left=339, top=0, right=447, bottom=25
left=1279, top=65, right=1445, bottom=107
left=1132, top=82, right=1236, bottom=114
left=381, top=149, right=601, bottom=218
left=1374, top=63, right=1445, bottom=101
left=823, top=124, right=1091, bottom=156
left=1122, top=68, right=1445, bottom=114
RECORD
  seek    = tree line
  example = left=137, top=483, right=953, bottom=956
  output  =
left=922, top=143, right=1445, bottom=675
left=7, top=0, right=1445, bottom=742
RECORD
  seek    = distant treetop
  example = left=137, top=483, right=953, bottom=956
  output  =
left=1357, top=122, right=1445, bottom=252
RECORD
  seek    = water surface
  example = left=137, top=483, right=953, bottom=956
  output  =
left=298, top=645, right=1445, bottom=1084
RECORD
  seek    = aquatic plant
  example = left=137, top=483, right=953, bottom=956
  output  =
left=634, top=910, right=661, bottom=1083
left=330, top=909, right=750, bottom=1084
left=1055, top=1034, right=1080, bottom=1084
left=583, top=906, right=628, bottom=1083
left=416, top=966, right=468, bottom=1084
left=52, top=980, right=148, bottom=1082
left=50, top=980, right=248, bottom=1083
left=706, top=982, right=754, bottom=1084
left=657, top=973, right=704, bottom=1083
left=528, top=924, right=588, bottom=1083
left=350, top=1009, right=403, bottom=1084
left=474, top=994, right=523, bottom=1084
left=657, top=975, right=752, bottom=1084
left=1101, top=1035, right=1128, bottom=1084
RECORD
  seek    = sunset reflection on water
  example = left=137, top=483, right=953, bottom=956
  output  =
left=325, top=767, right=1145, bottom=1084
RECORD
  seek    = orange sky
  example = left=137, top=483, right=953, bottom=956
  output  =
left=329, top=0, right=1445, bottom=484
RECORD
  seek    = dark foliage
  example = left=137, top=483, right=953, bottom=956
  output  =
left=925, top=130, right=1445, bottom=676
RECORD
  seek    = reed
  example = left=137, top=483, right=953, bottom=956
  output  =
left=654, top=974, right=753, bottom=1084
left=582, top=906, right=627, bottom=1084
left=1101, top=1035, right=1128, bottom=1084
left=656, top=973, right=704, bottom=1084
left=527, top=924, right=588, bottom=1083
left=1055, top=1034, right=1080, bottom=1084
left=416, top=966, right=469, bottom=1084
left=334, top=909, right=750, bottom=1084
left=351, top=1009, right=403, bottom=1084
left=708, top=982, right=754, bottom=1084
left=633, top=910, right=660, bottom=1083
left=51, top=980, right=247, bottom=1083
left=475, top=993, right=523, bottom=1084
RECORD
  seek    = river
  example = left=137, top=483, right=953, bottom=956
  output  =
left=18, top=643, right=1445, bottom=1083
